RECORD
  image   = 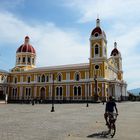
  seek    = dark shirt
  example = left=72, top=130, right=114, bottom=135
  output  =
left=105, top=101, right=116, bottom=112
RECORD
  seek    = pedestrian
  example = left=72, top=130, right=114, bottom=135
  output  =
left=31, top=98, right=35, bottom=106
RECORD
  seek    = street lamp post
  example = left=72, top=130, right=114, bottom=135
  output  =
left=94, top=74, right=98, bottom=102
left=86, top=70, right=90, bottom=107
left=51, top=73, right=55, bottom=112
left=86, top=81, right=89, bottom=107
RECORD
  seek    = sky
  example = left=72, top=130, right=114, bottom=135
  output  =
left=0, top=0, right=140, bottom=90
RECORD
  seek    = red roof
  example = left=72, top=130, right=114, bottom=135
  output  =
left=16, top=44, right=36, bottom=54
left=91, top=27, right=106, bottom=38
left=91, top=27, right=102, bottom=35
left=111, top=48, right=119, bottom=56
left=16, top=36, right=36, bottom=54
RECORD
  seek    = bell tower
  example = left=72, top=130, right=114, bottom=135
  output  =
left=89, top=18, right=107, bottom=78
left=110, top=42, right=123, bottom=80
left=90, top=18, right=107, bottom=60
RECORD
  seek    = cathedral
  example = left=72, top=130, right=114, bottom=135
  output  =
left=0, top=18, right=127, bottom=103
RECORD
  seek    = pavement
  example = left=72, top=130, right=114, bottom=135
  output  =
left=0, top=102, right=140, bottom=140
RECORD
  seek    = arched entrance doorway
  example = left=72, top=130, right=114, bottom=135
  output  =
left=40, top=87, right=45, bottom=100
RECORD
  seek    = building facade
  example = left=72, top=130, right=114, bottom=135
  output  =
left=0, top=19, right=127, bottom=102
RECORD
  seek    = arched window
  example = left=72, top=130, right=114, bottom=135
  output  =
left=78, top=86, right=81, bottom=96
left=95, top=44, right=99, bottom=55
left=46, top=75, right=49, bottom=82
left=60, top=87, right=62, bottom=96
left=38, top=76, right=40, bottom=82
left=29, top=88, right=31, bottom=96
left=74, top=87, right=77, bottom=96
left=56, top=87, right=59, bottom=96
left=14, top=77, right=17, bottom=83
left=23, top=57, right=25, bottom=63
left=28, top=57, right=31, bottom=63
left=40, top=87, right=45, bottom=99
left=18, top=57, right=20, bottom=63
left=56, top=87, right=63, bottom=97
left=26, top=88, right=28, bottom=97
left=27, top=76, right=30, bottom=83
left=57, top=74, right=62, bottom=82
left=75, top=72, right=80, bottom=81
left=41, top=75, right=45, bottom=82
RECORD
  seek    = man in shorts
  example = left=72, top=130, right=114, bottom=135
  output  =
left=104, top=96, right=118, bottom=125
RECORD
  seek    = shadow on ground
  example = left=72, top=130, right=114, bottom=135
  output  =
left=87, top=130, right=112, bottom=139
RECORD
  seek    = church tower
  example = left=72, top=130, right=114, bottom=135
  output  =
left=11, top=36, right=36, bottom=72
left=90, top=18, right=107, bottom=60
left=111, top=42, right=123, bottom=80
left=89, top=18, right=107, bottom=78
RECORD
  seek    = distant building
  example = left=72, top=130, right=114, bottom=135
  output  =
left=0, top=18, right=127, bottom=102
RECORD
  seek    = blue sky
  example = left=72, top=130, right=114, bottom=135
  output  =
left=0, top=0, right=140, bottom=90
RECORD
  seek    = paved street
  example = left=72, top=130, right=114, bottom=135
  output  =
left=0, top=102, right=140, bottom=140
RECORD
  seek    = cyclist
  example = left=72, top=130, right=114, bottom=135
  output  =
left=104, top=96, right=118, bottom=125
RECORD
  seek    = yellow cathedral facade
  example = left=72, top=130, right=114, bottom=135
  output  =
left=0, top=19, right=127, bottom=103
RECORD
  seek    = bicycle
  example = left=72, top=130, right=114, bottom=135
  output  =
left=106, top=112, right=118, bottom=138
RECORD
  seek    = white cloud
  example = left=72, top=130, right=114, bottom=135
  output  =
left=0, top=11, right=88, bottom=68
left=64, top=0, right=140, bottom=22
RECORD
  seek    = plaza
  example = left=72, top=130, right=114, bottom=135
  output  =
left=0, top=102, right=140, bottom=140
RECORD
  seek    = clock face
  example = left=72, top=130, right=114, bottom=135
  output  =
left=94, top=33, right=99, bottom=37
left=95, top=65, right=99, bottom=69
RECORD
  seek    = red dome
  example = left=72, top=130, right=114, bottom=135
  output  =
left=16, top=36, right=36, bottom=54
left=111, top=48, right=119, bottom=56
left=91, top=27, right=106, bottom=38
left=91, top=27, right=102, bottom=36
left=16, top=44, right=36, bottom=53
